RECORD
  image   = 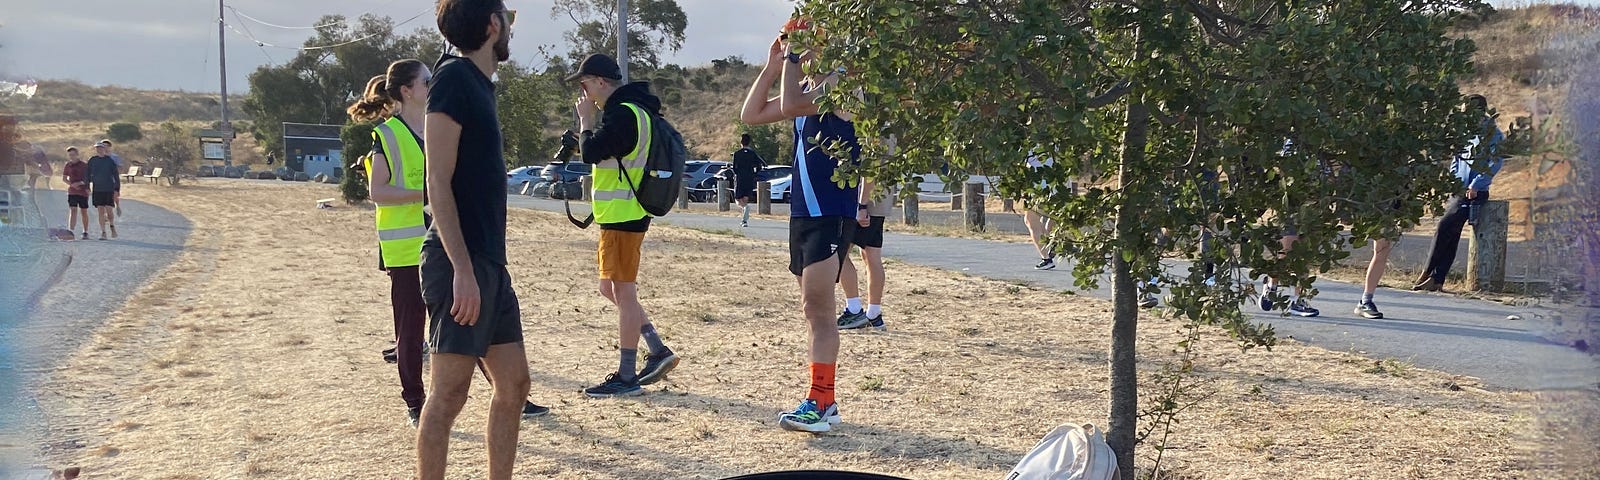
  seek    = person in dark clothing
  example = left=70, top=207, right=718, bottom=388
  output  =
left=732, top=133, right=767, bottom=226
left=62, top=146, right=90, bottom=239
left=1415, top=94, right=1504, bottom=292
left=86, top=142, right=120, bottom=240
left=568, top=53, right=680, bottom=398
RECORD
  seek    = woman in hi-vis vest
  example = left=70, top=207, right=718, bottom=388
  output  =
left=349, top=59, right=434, bottom=426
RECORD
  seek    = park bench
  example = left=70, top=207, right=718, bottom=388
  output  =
left=121, top=166, right=141, bottom=183
left=144, top=167, right=165, bottom=184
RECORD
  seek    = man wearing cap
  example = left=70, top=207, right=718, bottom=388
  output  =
left=98, top=139, right=126, bottom=217
left=566, top=53, right=680, bottom=398
left=86, top=142, right=120, bottom=239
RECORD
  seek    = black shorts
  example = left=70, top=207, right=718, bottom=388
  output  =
left=788, top=216, right=856, bottom=277
left=852, top=216, right=885, bottom=249
left=67, top=195, right=89, bottom=209
left=420, top=247, right=523, bottom=357
left=735, top=178, right=757, bottom=200
left=91, top=191, right=115, bottom=207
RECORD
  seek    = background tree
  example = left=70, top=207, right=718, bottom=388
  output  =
left=105, top=122, right=142, bottom=143
left=735, top=122, right=788, bottom=166
left=802, top=0, right=1486, bottom=474
left=240, top=14, right=441, bottom=158
left=137, top=122, right=197, bottom=186
left=498, top=60, right=571, bottom=166
left=550, top=0, right=687, bottom=74
left=338, top=122, right=373, bottom=203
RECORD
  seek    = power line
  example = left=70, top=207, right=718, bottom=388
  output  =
left=226, top=6, right=346, bottom=31
left=222, top=7, right=432, bottom=52
left=232, top=10, right=277, bottom=63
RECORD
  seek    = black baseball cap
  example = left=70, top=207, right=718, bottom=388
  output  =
left=565, top=53, right=623, bottom=82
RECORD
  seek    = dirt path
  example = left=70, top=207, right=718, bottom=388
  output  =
left=26, top=180, right=1595, bottom=479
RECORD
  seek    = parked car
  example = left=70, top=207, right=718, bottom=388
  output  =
left=507, top=165, right=542, bottom=192
left=694, top=165, right=793, bottom=202
left=684, top=160, right=730, bottom=191
left=540, top=162, right=592, bottom=199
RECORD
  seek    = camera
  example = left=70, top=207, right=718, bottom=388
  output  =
left=554, top=130, right=580, bottom=162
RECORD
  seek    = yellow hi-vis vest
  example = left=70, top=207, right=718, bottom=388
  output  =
left=365, top=116, right=427, bottom=268
left=590, top=103, right=653, bottom=224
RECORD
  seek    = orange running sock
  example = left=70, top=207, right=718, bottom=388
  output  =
left=807, top=363, right=837, bottom=408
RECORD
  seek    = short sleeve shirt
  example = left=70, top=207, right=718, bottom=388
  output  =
left=422, top=54, right=508, bottom=266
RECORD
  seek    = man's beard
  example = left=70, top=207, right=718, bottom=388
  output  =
left=493, top=34, right=510, bottom=62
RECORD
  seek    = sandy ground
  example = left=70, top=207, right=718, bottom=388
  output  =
left=28, top=180, right=1598, bottom=479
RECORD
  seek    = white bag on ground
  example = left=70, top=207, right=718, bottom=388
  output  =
left=1005, top=423, right=1119, bottom=480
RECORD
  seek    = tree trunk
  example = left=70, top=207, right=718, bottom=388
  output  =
left=1108, top=98, right=1151, bottom=478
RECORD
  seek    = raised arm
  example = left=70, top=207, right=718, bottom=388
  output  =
left=741, top=36, right=789, bottom=126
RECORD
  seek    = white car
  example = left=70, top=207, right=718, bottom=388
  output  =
left=506, top=166, right=542, bottom=192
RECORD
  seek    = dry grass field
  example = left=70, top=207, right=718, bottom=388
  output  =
left=27, top=180, right=1598, bottom=479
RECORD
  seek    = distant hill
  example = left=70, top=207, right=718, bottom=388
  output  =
left=2, top=80, right=248, bottom=124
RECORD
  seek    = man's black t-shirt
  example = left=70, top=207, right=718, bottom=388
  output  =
left=86, top=155, right=120, bottom=193
left=422, top=53, right=508, bottom=266
left=732, top=147, right=763, bottom=180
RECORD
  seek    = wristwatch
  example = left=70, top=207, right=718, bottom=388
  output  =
left=786, top=52, right=803, bottom=64
left=857, top=203, right=870, bottom=211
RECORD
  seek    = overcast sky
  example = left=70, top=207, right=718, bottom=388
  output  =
left=0, top=0, right=792, bottom=92
left=0, top=0, right=1588, bottom=93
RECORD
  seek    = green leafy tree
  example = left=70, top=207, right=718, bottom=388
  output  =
left=106, top=122, right=143, bottom=143
left=551, top=0, right=688, bottom=74
left=498, top=60, right=571, bottom=167
left=736, top=122, right=788, bottom=166
left=802, top=0, right=1486, bottom=474
left=338, top=122, right=374, bottom=203
left=241, top=15, right=442, bottom=157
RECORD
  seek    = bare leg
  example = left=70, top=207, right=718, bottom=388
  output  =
left=801, top=260, right=842, bottom=364
left=416, top=353, right=477, bottom=480
left=478, top=343, right=530, bottom=480
left=1363, top=238, right=1393, bottom=295
left=608, top=281, right=646, bottom=351
left=863, top=247, right=885, bottom=305
left=838, top=249, right=861, bottom=300
left=1023, top=209, right=1051, bottom=259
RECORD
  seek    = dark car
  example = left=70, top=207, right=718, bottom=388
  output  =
left=540, top=162, right=592, bottom=199
left=693, top=165, right=793, bottom=202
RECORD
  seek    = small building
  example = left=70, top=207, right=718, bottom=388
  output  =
left=282, top=122, right=343, bottom=179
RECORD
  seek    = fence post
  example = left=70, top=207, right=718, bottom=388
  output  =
left=1467, top=200, right=1508, bottom=291
left=964, top=182, right=986, bottom=232
left=951, top=192, right=961, bottom=210
left=903, top=192, right=920, bottom=226
left=580, top=176, right=593, bottom=202
left=757, top=181, right=772, bottom=215
left=717, top=179, right=732, bottom=212
left=678, top=182, right=689, bottom=209
left=1002, top=198, right=1015, bottom=213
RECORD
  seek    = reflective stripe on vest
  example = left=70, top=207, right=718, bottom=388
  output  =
left=590, top=103, right=652, bottom=224
left=370, top=117, right=427, bottom=267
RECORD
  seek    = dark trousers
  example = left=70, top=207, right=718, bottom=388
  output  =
left=1422, top=194, right=1486, bottom=284
left=388, top=266, right=427, bottom=410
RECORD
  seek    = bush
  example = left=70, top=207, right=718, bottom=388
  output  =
left=339, top=122, right=374, bottom=203
left=106, top=122, right=143, bottom=143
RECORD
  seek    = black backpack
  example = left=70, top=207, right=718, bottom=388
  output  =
left=565, top=103, right=687, bottom=229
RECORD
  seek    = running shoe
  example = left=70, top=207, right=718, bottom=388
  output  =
left=1259, top=287, right=1277, bottom=311
left=583, top=373, right=643, bottom=398
left=1288, top=299, right=1320, bottom=317
left=637, top=351, right=680, bottom=386
left=837, top=309, right=870, bottom=330
left=1355, top=301, right=1384, bottom=319
left=867, top=314, right=886, bottom=332
left=778, top=399, right=840, bottom=433
left=407, top=406, right=422, bottom=428
left=522, top=401, right=550, bottom=419
left=1138, top=294, right=1158, bottom=309
left=1035, top=257, right=1056, bottom=270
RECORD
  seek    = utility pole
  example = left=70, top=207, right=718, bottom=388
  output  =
left=616, top=0, right=629, bottom=83
left=218, top=0, right=233, bottom=167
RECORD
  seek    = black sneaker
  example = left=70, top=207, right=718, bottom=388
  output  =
left=837, top=309, right=870, bottom=330
left=583, top=373, right=643, bottom=398
left=1138, top=294, right=1158, bottom=309
left=1035, top=257, right=1056, bottom=270
left=1288, top=299, right=1320, bottom=317
left=1355, top=301, right=1384, bottom=319
left=521, top=401, right=550, bottom=419
left=407, top=406, right=422, bottom=428
left=383, top=345, right=398, bottom=364
left=637, top=351, right=680, bottom=386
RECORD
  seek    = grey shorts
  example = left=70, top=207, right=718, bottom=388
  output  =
left=420, top=247, right=523, bottom=357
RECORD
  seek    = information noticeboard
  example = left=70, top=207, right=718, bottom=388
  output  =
left=202, top=141, right=226, bottom=160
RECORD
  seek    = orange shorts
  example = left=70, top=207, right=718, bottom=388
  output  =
left=598, top=230, right=645, bottom=282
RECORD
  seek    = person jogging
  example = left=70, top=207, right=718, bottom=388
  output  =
left=86, top=142, right=119, bottom=240
left=732, top=133, right=767, bottom=227
left=838, top=135, right=892, bottom=331
left=1414, top=94, right=1504, bottom=292
left=741, top=16, right=860, bottom=433
left=61, top=146, right=90, bottom=240
left=566, top=52, right=681, bottom=398
left=415, top=3, right=531, bottom=479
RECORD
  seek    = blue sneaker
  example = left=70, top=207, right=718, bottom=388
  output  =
left=837, top=309, right=870, bottom=330
left=778, top=399, right=840, bottom=433
left=1259, top=287, right=1277, bottom=311
left=867, top=314, right=886, bottom=332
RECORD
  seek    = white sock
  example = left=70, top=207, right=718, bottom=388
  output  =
left=865, top=304, right=881, bottom=319
left=845, top=297, right=862, bottom=314
left=741, top=204, right=750, bottom=223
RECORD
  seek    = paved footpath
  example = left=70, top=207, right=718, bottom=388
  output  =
left=513, top=195, right=1600, bottom=391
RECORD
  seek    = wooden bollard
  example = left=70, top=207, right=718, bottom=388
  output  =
left=1002, top=198, right=1015, bottom=213
left=757, top=181, right=772, bottom=215
left=903, top=191, right=919, bottom=226
left=678, top=182, right=689, bottom=209
left=951, top=191, right=961, bottom=210
left=963, top=182, right=986, bottom=232
left=1467, top=200, right=1508, bottom=291
left=580, top=175, right=593, bottom=201
left=717, top=179, right=732, bottom=212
